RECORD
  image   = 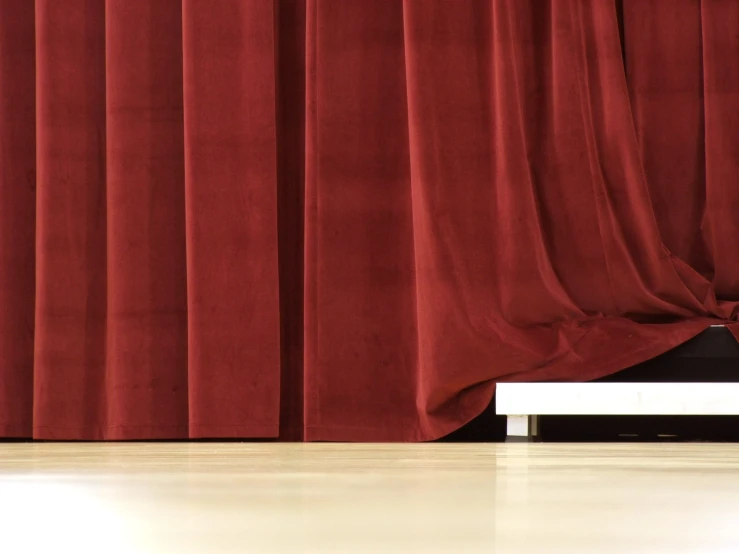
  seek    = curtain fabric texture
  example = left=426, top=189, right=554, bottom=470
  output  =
left=1, top=0, right=737, bottom=441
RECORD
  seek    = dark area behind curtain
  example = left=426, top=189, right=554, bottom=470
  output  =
left=1, top=0, right=738, bottom=441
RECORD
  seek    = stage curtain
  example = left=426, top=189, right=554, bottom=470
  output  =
left=1, top=0, right=737, bottom=441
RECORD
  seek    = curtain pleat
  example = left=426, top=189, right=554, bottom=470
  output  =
left=103, top=0, right=189, bottom=439
left=304, top=0, right=423, bottom=439
left=699, top=1, right=739, bottom=301
left=0, top=0, right=36, bottom=438
left=34, top=0, right=109, bottom=438
left=2, top=0, right=739, bottom=441
left=182, top=0, right=282, bottom=437
left=623, top=0, right=708, bottom=275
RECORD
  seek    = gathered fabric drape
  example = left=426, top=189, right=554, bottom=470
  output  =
left=1, top=0, right=738, bottom=441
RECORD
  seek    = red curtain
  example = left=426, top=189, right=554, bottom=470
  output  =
left=1, top=0, right=738, bottom=441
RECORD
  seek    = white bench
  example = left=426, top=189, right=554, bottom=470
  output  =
left=496, top=382, right=739, bottom=442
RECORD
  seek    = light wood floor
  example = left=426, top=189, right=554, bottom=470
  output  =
left=2, top=443, right=739, bottom=553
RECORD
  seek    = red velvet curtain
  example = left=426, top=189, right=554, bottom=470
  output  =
left=1, top=0, right=738, bottom=442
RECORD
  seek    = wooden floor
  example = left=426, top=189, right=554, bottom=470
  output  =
left=1, top=443, right=739, bottom=553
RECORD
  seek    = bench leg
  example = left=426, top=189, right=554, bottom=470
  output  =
left=506, top=415, right=540, bottom=443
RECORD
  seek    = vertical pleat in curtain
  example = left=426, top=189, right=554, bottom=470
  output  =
left=0, top=0, right=36, bottom=438
left=2, top=0, right=739, bottom=441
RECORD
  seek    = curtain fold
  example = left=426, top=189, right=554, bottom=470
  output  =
left=182, top=0, right=282, bottom=438
left=34, top=0, right=109, bottom=437
left=0, top=0, right=35, bottom=438
left=103, top=0, right=188, bottom=438
left=1, top=0, right=738, bottom=441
